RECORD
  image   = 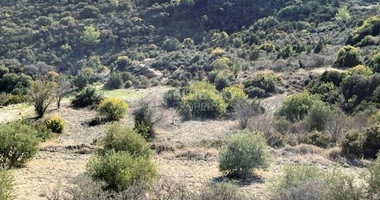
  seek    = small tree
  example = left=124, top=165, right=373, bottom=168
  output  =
left=104, top=73, right=123, bottom=90
left=81, top=25, right=101, bottom=45
left=218, top=132, right=269, bottom=179
left=276, top=92, right=319, bottom=122
left=28, top=79, right=56, bottom=118
left=335, top=6, right=350, bottom=23
left=56, top=75, right=72, bottom=109
left=232, top=99, right=264, bottom=129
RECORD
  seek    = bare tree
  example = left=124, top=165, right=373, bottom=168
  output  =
left=56, top=75, right=72, bottom=109
left=232, top=99, right=264, bottom=129
left=325, top=109, right=348, bottom=142
left=28, top=79, right=56, bottom=118
left=133, top=94, right=166, bottom=139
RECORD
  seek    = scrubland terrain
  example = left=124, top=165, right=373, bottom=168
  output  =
left=1, top=0, right=380, bottom=199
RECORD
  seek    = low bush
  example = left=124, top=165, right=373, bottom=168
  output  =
left=304, top=131, right=333, bottom=148
left=276, top=92, right=320, bottom=122
left=104, top=73, right=123, bottom=90
left=86, top=151, right=157, bottom=192
left=362, top=123, right=380, bottom=159
left=348, top=16, right=380, bottom=45
left=266, top=132, right=286, bottom=148
left=102, top=123, right=151, bottom=158
left=305, top=101, right=333, bottom=132
left=80, top=5, right=99, bottom=19
left=0, top=168, right=14, bottom=200
left=333, top=45, right=362, bottom=68
left=71, top=87, right=103, bottom=108
left=162, top=38, right=182, bottom=52
left=33, top=121, right=53, bottom=141
left=163, top=88, right=183, bottom=108
left=98, top=98, right=128, bottom=121
left=340, top=130, right=365, bottom=158
left=347, top=65, right=373, bottom=76
left=371, top=52, right=380, bottom=72
left=243, top=74, right=281, bottom=98
left=271, top=165, right=363, bottom=200
left=116, top=56, right=132, bottom=72
left=44, top=115, right=65, bottom=133
left=368, top=153, right=380, bottom=198
left=180, top=82, right=226, bottom=119
left=222, top=86, right=248, bottom=109
left=0, top=122, right=39, bottom=167
left=218, top=132, right=269, bottom=179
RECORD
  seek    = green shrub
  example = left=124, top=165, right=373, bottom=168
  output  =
left=0, top=122, right=39, bottom=167
left=44, top=115, right=65, bottom=133
left=33, top=121, right=53, bottom=141
left=102, top=123, right=151, bottom=158
left=116, top=56, right=132, bottom=72
left=0, top=66, right=8, bottom=78
left=37, top=16, right=53, bottom=26
left=86, top=151, right=157, bottom=192
left=104, top=73, right=123, bottom=90
left=276, top=92, right=319, bottom=122
left=98, top=98, right=128, bottom=121
left=340, top=130, right=365, bottom=158
left=368, top=153, right=380, bottom=198
left=0, top=168, right=14, bottom=200
left=163, top=88, right=183, bottom=108
left=266, top=132, right=286, bottom=148
left=333, top=45, right=362, bottom=68
left=319, top=70, right=346, bottom=86
left=347, top=65, right=373, bottom=76
left=180, top=82, right=226, bottom=119
left=243, top=74, right=280, bottom=98
left=218, top=132, right=269, bottom=179
left=60, top=16, right=75, bottom=26
left=259, top=43, right=275, bottom=52
left=357, top=35, right=377, bottom=47
left=371, top=52, right=380, bottom=72
left=132, top=100, right=158, bottom=139
left=162, top=38, right=182, bottom=52
left=72, top=74, right=89, bottom=91
left=305, top=101, right=333, bottom=131
left=362, top=124, right=380, bottom=159
left=214, top=71, right=234, bottom=91
left=340, top=74, right=371, bottom=112
left=304, top=132, right=333, bottom=148
left=335, top=6, right=350, bottom=23
left=308, top=81, right=336, bottom=98
left=272, top=165, right=363, bottom=200
left=272, top=165, right=324, bottom=197
left=349, top=16, right=380, bottom=45
left=277, top=44, right=296, bottom=59
left=71, top=87, right=103, bottom=108
left=209, top=57, right=232, bottom=71
left=222, top=86, right=248, bottom=109
left=80, top=5, right=99, bottom=19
